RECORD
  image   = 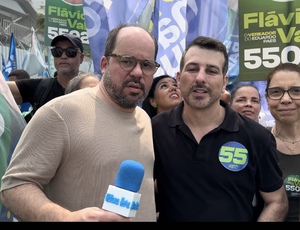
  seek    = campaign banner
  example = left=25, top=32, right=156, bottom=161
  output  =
left=239, top=0, right=300, bottom=81
left=44, top=0, right=90, bottom=52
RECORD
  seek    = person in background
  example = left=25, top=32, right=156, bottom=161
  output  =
left=7, top=69, right=32, bottom=116
left=64, top=71, right=100, bottom=94
left=152, top=35, right=288, bottom=222
left=230, top=84, right=261, bottom=122
left=0, top=72, right=26, bottom=222
left=7, top=33, right=84, bottom=122
left=142, top=74, right=182, bottom=118
left=220, top=88, right=231, bottom=104
left=0, top=23, right=159, bottom=222
left=229, top=83, right=264, bottom=221
left=8, top=69, right=30, bottom=81
left=266, top=62, right=300, bottom=222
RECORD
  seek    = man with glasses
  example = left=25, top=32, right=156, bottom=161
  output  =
left=7, top=33, right=84, bottom=122
left=1, top=24, right=159, bottom=222
left=106, top=53, right=159, bottom=76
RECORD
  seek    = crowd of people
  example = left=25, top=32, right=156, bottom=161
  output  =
left=0, top=22, right=299, bottom=222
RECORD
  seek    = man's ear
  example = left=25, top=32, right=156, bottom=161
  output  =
left=176, top=71, right=181, bottom=88
left=223, top=74, right=229, bottom=91
left=100, top=56, right=108, bottom=75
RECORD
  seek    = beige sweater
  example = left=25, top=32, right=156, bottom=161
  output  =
left=1, top=87, right=156, bottom=221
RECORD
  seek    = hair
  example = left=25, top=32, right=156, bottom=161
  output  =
left=65, top=71, right=100, bottom=94
left=104, top=23, right=159, bottom=59
left=8, top=69, right=30, bottom=80
left=142, top=75, right=175, bottom=118
left=179, top=36, right=228, bottom=76
left=230, top=84, right=261, bottom=104
left=265, top=62, right=300, bottom=91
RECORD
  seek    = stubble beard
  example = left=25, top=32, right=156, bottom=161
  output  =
left=181, top=87, right=219, bottom=110
left=103, top=69, right=146, bottom=109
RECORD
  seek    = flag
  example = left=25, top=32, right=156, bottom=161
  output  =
left=151, top=0, right=229, bottom=78
left=186, top=0, right=228, bottom=46
left=1, top=53, right=6, bottom=70
left=0, top=71, right=26, bottom=221
left=82, top=0, right=149, bottom=76
left=23, top=27, right=46, bottom=76
left=82, top=0, right=231, bottom=79
left=2, top=33, right=17, bottom=81
left=151, top=0, right=188, bottom=78
left=21, top=50, right=29, bottom=71
left=224, top=4, right=239, bottom=85
left=37, top=68, right=50, bottom=78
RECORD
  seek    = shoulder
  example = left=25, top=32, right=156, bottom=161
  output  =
left=40, top=77, right=56, bottom=86
left=16, top=78, right=42, bottom=88
left=36, top=88, right=93, bottom=117
left=239, top=114, right=272, bottom=134
left=152, top=101, right=183, bottom=125
left=136, top=106, right=152, bottom=121
left=49, top=87, right=90, bottom=104
left=32, top=78, right=56, bottom=92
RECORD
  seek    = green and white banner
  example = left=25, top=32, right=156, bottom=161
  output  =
left=44, top=0, right=90, bottom=52
left=239, top=0, right=300, bottom=81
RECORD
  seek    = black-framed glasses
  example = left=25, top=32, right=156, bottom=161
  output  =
left=107, top=53, right=160, bottom=76
left=266, top=87, right=300, bottom=100
left=51, top=47, right=80, bottom=58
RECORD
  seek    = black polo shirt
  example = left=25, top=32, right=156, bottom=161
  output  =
left=152, top=100, right=283, bottom=222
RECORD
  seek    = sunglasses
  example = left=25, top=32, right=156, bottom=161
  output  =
left=51, top=47, right=80, bottom=58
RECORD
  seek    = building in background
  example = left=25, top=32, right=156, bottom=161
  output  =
left=0, top=0, right=38, bottom=70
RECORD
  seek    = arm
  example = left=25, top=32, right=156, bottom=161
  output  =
left=7, top=81, right=22, bottom=104
left=1, top=183, right=130, bottom=222
left=257, top=186, right=288, bottom=222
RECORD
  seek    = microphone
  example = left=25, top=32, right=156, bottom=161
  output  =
left=102, top=160, right=144, bottom=217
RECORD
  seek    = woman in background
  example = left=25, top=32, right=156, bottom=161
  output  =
left=230, top=84, right=263, bottom=221
left=142, top=74, right=182, bottom=118
left=266, top=62, right=300, bottom=222
left=230, top=84, right=261, bottom=122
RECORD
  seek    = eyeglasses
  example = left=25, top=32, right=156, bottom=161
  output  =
left=266, top=87, right=300, bottom=100
left=107, top=53, right=160, bottom=76
left=51, top=47, right=80, bottom=58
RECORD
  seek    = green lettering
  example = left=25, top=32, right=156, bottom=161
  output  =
left=277, top=27, right=296, bottom=43
left=244, top=13, right=258, bottom=29
left=48, top=6, right=58, bottom=15
left=67, top=20, right=86, bottom=30
left=278, top=13, right=294, bottom=26
left=265, top=14, right=278, bottom=27
left=294, top=30, right=300, bottom=42
left=60, top=8, right=69, bottom=17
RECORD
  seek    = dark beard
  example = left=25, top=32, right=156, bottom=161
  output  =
left=102, top=69, right=146, bottom=109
